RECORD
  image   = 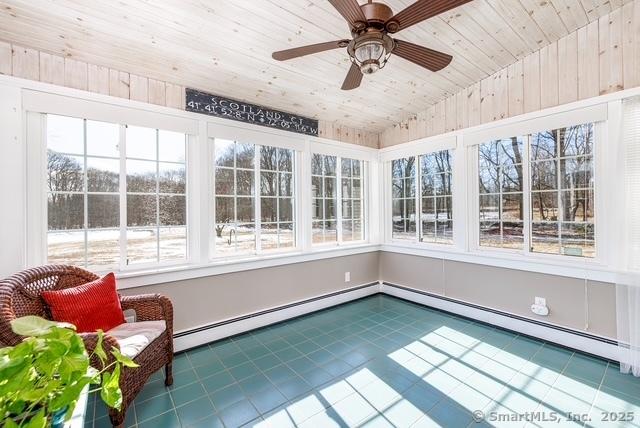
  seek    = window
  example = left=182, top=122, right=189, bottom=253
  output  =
left=478, top=137, right=525, bottom=249
left=46, top=114, right=187, bottom=269
left=312, top=154, right=365, bottom=245
left=391, top=150, right=454, bottom=243
left=391, top=157, right=416, bottom=240
left=213, top=139, right=295, bottom=257
left=477, top=123, right=595, bottom=258
left=421, top=151, right=453, bottom=244
left=126, top=126, right=187, bottom=265
left=530, top=124, right=594, bottom=257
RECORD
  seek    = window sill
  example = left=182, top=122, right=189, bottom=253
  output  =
left=380, top=242, right=616, bottom=283
left=114, top=243, right=380, bottom=289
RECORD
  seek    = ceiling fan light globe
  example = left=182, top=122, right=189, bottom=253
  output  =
left=360, top=60, right=380, bottom=74
left=354, top=40, right=385, bottom=63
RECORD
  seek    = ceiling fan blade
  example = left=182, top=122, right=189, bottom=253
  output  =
left=341, top=62, right=363, bottom=90
left=393, top=39, right=452, bottom=72
left=328, top=0, right=367, bottom=28
left=386, top=0, right=473, bottom=32
left=272, top=40, right=350, bottom=61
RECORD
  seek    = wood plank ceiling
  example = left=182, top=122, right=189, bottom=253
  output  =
left=0, top=0, right=627, bottom=132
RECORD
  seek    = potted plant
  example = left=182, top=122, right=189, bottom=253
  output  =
left=0, top=316, right=137, bottom=428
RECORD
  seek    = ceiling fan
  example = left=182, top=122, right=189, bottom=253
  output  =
left=272, top=0, right=472, bottom=90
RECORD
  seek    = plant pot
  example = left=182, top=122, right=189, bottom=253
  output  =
left=50, top=407, right=68, bottom=428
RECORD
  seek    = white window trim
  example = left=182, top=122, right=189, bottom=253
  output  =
left=1, top=73, right=634, bottom=287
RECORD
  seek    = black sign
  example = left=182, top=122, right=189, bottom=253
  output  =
left=185, top=88, right=318, bottom=136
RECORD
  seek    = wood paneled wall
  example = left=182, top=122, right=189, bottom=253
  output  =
left=0, top=41, right=378, bottom=148
left=380, top=0, right=640, bottom=147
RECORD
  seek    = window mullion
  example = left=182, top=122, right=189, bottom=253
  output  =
left=118, top=124, right=127, bottom=269
left=255, top=145, right=262, bottom=254
left=337, top=156, right=343, bottom=244
left=82, top=119, right=88, bottom=268
left=523, top=135, right=532, bottom=256
left=415, top=157, right=421, bottom=242
left=155, top=129, right=161, bottom=263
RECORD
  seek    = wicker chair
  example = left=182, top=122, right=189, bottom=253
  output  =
left=0, top=265, right=174, bottom=428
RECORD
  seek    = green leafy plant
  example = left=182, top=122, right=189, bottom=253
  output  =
left=0, top=316, right=137, bottom=428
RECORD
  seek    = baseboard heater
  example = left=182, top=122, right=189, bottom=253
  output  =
left=172, top=281, right=379, bottom=352
left=380, top=281, right=620, bottom=361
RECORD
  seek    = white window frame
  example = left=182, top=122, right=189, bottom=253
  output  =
left=467, top=118, right=605, bottom=266
left=29, top=112, right=194, bottom=272
left=382, top=136, right=458, bottom=250
left=210, top=138, right=298, bottom=260
left=309, top=153, right=368, bottom=248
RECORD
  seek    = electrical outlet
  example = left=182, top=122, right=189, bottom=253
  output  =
left=534, top=297, right=546, bottom=307
left=345, top=272, right=351, bottom=283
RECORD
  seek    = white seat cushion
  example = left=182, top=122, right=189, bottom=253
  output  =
left=107, top=320, right=166, bottom=359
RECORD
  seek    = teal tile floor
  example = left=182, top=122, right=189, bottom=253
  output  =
left=86, top=295, right=640, bottom=428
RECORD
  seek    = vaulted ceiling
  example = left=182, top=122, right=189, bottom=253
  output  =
left=0, top=0, right=627, bottom=132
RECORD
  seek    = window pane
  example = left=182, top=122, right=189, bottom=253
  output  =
left=353, top=160, right=361, bottom=177
left=342, top=199, right=352, bottom=219
left=236, top=143, right=255, bottom=169
left=502, top=222, right=524, bottom=248
left=261, top=198, right=277, bottom=223
left=260, top=146, right=277, bottom=171
left=342, top=220, right=354, bottom=241
left=312, top=221, right=324, bottom=244
left=392, top=157, right=415, bottom=178
left=87, top=157, right=119, bottom=192
left=422, top=174, right=435, bottom=196
left=159, top=130, right=186, bottom=163
left=436, top=196, right=453, bottom=220
left=531, top=222, right=560, bottom=254
left=531, top=192, right=559, bottom=221
left=159, top=195, right=186, bottom=226
left=561, top=223, right=595, bottom=257
left=126, top=126, right=156, bottom=160
left=237, top=197, right=255, bottom=222
left=47, top=153, right=84, bottom=192
left=479, top=168, right=499, bottom=194
left=479, top=222, right=501, bottom=247
left=499, top=137, right=524, bottom=165
left=311, top=154, right=324, bottom=175
left=392, top=179, right=404, bottom=198
left=324, top=177, right=336, bottom=198
left=215, top=139, right=235, bottom=167
left=47, top=231, right=84, bottom=266
left=215, top=197, right=234, bottom=224
left=158, top=163, right=185, bottom=194
left=437, top=220, right=453, bottom=244
left=422, top=197, right=435, bottom=220
left=353, top=178, right=362, bottom=197
left=312, top=176, right=323, bottom=198
left=127, top=195, right=157, bottom=226
left=48, top=193, right=83, bottom=230
left=47, top=115, right=84, bottom=155
left=87, top=230, right=120, bottom=269
left=236, top=170, right=254, bottom=196
left=561, top=124, right=594, bottom=157
left=278, top=148, right=293, bottom=172
left=502, top=194, right=523, bottom=221
left=260, top=171, right=277, bottom=196
left=560, top=157, right=593, bottom=189
left=561, top=189, right=594, bottom=222
left=341, top=158, right=352, bottom=177
left=88, top=195, right=119, bottom=228
left=312, top=198, right=322, bottom=220
left=325, top=199, right=336, bottom=219
left=531, top=130, right=558, bottom=160
left=422, top=220, right=436, bottom=242
left=279, top=173, right=293, bottom=197
left=260, top=223, right=279, bottom=251
left=434, top=173, right=452, bottom=196
left=279, top=198, right=293, bottom=222
left=87, top=120, right=120, bottom=158
left=502, top=166, right=523, bottom=192
left=353, top=200, right=362, bottom=219
left=214, top=223, right=235, bottom=255
left=324, top=156, right=337, bottom=176
left=215, top=168, right=234, bottom=195
left=342, top=179, right=352, bottom=198
left=236, top=224, right=256, bottom=253
left=531, top=160, right=557, bottom=191
left=127, top=160, right=156, bottom=193
left=324, top=221, right=337, bottom=242
left=126, top=228, right=157, bottom=264
left=479, top=142, right=500, bottom=169
left=403, top=178, right=416, bottom=197
left=279, top=223, right=295, bottom=248
left=160, top=226, right=187, bottom=261
left=479, top=195, right=499, bottom=220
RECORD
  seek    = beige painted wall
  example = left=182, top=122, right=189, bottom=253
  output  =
left=378, top=251, right=617, bottom=340
left=120, top=252, right=379, bottom=332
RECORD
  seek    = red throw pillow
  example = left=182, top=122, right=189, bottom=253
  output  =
left=42, top=272, right=125, bottom=333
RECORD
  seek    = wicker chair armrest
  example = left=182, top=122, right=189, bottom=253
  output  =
left=119, top=294, right=173, bottom=335
left=80, top=331, right=120, bottom=369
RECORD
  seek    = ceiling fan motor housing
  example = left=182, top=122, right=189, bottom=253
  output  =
left=355, top=2, right=395, bottom=33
